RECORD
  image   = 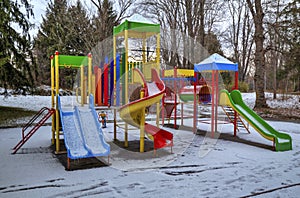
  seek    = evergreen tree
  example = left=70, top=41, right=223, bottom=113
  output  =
left=93, top=0, right=117, bottom=41
left=34, top=0, right=91, bottom=89
left=0, top=0, right=35, bottom=94
left=90, top=0, right=118, bottom=61
left=279, top=0, right=300, bottom=91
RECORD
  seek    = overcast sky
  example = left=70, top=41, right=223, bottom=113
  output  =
left=28, top=0, right=48, bottom=36
left=28, top=0, right=95, bottom=36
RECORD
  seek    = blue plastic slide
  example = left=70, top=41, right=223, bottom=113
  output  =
left=57, top=95, right=110, bottom=160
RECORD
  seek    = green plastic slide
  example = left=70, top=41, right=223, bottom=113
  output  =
left=219, top=90, right=292, bottom=151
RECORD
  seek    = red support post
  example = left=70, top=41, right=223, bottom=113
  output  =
left=215, top=71, right=219, bottom=137
left=104, top=64, right=109, bottom=106
left=94, top=66, right=102, bottom=106
left=162, top=69, right=165, bottom=126
left=174, top=67, right=177, bottom=129
left=234, top=71, right=239, bottom=90
left=179, top=75, right=184, bottom=125
left=233, top=71, right=239, bottom=136
left=98, top=68, right=102, bottom=105
left=211, top=70, right=215, bottom=138
left=94, top=66, right=98, bottom=105
left=193, top=72, right=198, bottom=133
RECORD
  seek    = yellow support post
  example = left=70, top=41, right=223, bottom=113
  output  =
left=156, top=102, right=160, bottom=127
left=80, top=65, right=84, bottom=106
left=92, top=74, right=95, bottom=103
left=142, top=38, right=146, bottom=74
left=156, top=33, right=161, bottom=127
left=156, top=33, right=160, bottom=72
left=125, top=29, right=129, bottom=109
left=113, top=35, right=117, bottom=106
left=50, top=55, right=55, bottom=145
left=140, top=88, right=145, bottom=152
left=88, top=53, right=92, bottom=96
left=113, top=33, right=117, bottom=141
left=124, top=29, right=129, bottom=148
left=55, top=51, right=60, bottom=153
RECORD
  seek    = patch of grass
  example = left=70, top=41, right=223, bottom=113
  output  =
left=0, top=106, right=37, bottom=127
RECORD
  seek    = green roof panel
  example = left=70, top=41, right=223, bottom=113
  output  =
left=113, top=20, right=160, bottom=38
left=53, top=55, right=88, bottom=68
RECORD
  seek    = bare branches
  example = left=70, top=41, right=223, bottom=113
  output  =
left=116, top=0, right=135, bottom=22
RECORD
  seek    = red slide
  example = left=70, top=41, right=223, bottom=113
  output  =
left=145, top=123, right=173, bottom=149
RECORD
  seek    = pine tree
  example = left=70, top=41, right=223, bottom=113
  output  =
left=0, top=0, right=35, bottom=94
left=279, top=0, right=300, bottom=91
left=90, top=0, right=118, bottom=61
left=34, top=0, right=91, bottom=89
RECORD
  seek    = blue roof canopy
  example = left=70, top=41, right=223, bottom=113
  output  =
left=194, top=53, right=238, bottom=72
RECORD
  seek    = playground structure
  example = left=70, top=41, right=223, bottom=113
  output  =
left=13, top=19, right=174, bottom=158
left=119, top=68, right=173, bottom=154
left=12, top=17, right=292, bottom=170
left=219, top=90, right=292, bottom=151
left=112, top=19, right=173, bottom=153
left=50, top=52, right=110, bottom=169
left=192, top=53, right=292, bottom=151
left=94, top=58, right=113, bottom=106
left=161, top=67, right=212, bottom=129
left=161, top=68, right=194, bottom=129
left=192, top=53, right=239, bottom=136
left=57, top=94, right=110, bottom=169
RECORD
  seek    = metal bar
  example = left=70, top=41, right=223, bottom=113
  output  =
left=12, top=109, right=54, bottom=154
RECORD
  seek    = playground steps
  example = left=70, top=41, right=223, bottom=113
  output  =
left=12, top=107, right=55, bottom=154
left=221, top=106, right=250, bottom=133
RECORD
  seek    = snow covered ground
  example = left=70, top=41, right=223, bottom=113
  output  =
left=0, top=92, right=300, bottom=197
left=1, top=92, right=299, bottom=112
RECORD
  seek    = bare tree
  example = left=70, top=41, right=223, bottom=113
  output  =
left=89, top=0, right=135, bottom=61
left=137, top=0, right=182, bottom=67
left=246, top=0, right=268, bottom=108
left=223, top=0, right=254, bottom=82
left=137, top=0, right=214, bottom=69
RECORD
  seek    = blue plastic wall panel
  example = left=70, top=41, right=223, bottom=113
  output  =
left=116, top=54, right=120, bottom=106
left=110, top=58, right=114, bottom=106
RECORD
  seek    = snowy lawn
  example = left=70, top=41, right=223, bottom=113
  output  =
left=0, top=92, right=300, bottom=197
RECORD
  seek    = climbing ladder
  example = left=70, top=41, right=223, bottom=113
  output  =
left=221, top=106, right=250, bottom=133
left=12, top=107, right=55, bottom=154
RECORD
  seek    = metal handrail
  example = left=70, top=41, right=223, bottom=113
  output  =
left=12, top=107, right=55, bottom=154
left=22, top=107, right=51, bottom=140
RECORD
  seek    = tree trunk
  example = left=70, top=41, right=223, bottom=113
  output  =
left=273, top=60, right=277, bottom=99
left=246, top=0, right=268, bottom=108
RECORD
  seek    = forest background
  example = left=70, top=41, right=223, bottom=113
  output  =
left=0, top=0, right=299, bottom=109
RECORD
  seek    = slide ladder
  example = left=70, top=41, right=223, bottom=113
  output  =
left=12, top=107, right=55, bottom=154
left=221, top=106, right=250, bottom=133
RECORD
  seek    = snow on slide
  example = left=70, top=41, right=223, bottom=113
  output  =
left=77, top=108, right=108, bottom=154
left=58, top=95, right=110, bottom=160
left=147, top=82, right=160, bottom=96
left=61, top=111, right=89, bottom=159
